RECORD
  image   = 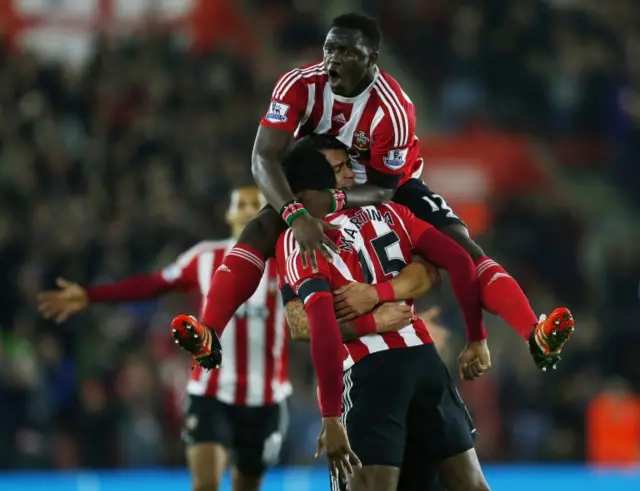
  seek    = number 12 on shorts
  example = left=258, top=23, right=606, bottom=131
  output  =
left=421, top=194, right=458, bottom=219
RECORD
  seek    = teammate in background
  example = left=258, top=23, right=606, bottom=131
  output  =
left=38, top=187, right=290, bottom=491
left=275, top=142, right=492, bottom=491
left=185, top=12, right=574, bottom=374
left=38, top=182, right=439, bottom=491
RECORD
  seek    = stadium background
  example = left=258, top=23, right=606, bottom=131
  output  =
left=0, top=0, right=639, bottom=489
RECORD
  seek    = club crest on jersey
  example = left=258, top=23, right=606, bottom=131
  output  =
left=353, top=131, right=370, bottom=151
left=383, top=148, right=408, bottom=170
left=265, top=101, right=290, bottom=123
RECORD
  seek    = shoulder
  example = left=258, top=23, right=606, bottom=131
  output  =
left=370, top=70, right=415, bottom=147
left=272, top=62, right=326, bottom=98
left=375, top=70, right=414, bottom=108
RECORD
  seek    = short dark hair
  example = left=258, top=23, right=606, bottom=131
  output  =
left=282, top=135, right=348, bottom=194
left=331, top=13, right=382, bottom=50
left=292, top=134, right=348, bottom=153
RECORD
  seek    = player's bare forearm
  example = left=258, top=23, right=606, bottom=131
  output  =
left=285, top=299, right=359, bottom=342
left=388, top=261, right=435, bottom=301
left=251, top=126, right=296, bottom=210
left=343, top=184, right=395, bottom=208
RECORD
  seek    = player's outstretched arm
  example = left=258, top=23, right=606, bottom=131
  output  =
left=286, top=299, right=412, bottom=342
left=333, top=259, right=439, bottom=320
left=37, top=273, right=177, bottom=324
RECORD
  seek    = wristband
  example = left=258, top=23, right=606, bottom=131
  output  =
left=327, top=188, right=347, bottom=213
left=280, top=199, right=309, bottom=227
left=374, top=282, right=395, bottom=303
left=354, top=312, right=377, bottom=335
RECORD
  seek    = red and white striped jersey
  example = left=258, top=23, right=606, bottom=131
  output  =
left=260, top=62, right=423, bottom=186
left=275, top=203, right=434, bottom=371
left=161, top=240, right=291, bottom=406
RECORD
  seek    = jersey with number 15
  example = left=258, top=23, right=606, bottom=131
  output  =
left=276, top=202, right=435, bottom=372
left=260, top=62, right=424, bottom=187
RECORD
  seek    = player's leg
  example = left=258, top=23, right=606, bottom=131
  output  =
left=183, top=395, right=234, bottom=491
left=335, top=349, right=422, bottom=491
left=200, top=206, right=286, bottom=334
left=187, top=445, right=228, bottom=491
left=230, top=399, right=289, bottom=491
left=396, top=440, right=440, bottom=491
left=407, top=344, right=490, bottom=491
left=393, top=179, right=572, bottom=344
left=437, top=448, right=489, bottom=491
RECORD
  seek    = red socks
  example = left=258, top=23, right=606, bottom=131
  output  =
left=475, top=257, right=538, bottom=340
left=201, top=244, right=265, bottom=336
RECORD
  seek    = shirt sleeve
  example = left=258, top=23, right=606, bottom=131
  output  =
left=160, top=246, right=201, bottom=290
left=368, top=101, right=417, bottom=177
left=259, top=69, right=309, bottom=134
left=275, top=231, right=332, bottom=294
left=386, top=202, right=433, bottom=246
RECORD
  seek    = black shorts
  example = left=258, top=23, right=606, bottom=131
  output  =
left=331, top=344, right=475, bottom=490
left=393, top=178, right=466, bottom=229
left=182, top=395, right=288, bottom=476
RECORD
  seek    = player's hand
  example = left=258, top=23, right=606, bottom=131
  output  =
left=37, top=277, right=89, bottom=324
left=333, top=282, right=379, bottom=320
left=316, top=417, right=361, bottom=483
left=371, top=303, right=413, bottom=333
left=458, top=340, right=492, bottom=381
left=290, top=213, right=339, bottom=273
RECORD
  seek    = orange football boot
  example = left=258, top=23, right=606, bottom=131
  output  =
left=530, top=307, right=574, bottom=371
left=171, top=314, right=222, bottom=370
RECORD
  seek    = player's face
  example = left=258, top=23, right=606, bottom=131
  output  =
left=318, top=148, right=355, bottom=189
left=323, top=28, right=377, bottom=96
left=226, top=188, right=264, bottom=233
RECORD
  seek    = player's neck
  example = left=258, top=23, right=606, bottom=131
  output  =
left=343, top=66, right=378, bottom=98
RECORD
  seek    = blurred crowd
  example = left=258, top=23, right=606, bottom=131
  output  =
left=1, top=0, right=639, bottom=471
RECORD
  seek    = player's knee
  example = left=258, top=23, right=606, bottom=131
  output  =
left=237, top=207, right=284, bottom=258
left=191, top=469, right=223, bottom=491
left=192, top=482, right=220, bottom=491
left=440, top=224, right=485, bottom=261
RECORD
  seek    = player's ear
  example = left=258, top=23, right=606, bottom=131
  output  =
left=369, top=51, right=379, bottom=67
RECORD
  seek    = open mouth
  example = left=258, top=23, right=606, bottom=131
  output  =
left=327, top=67, right=342, bottom=87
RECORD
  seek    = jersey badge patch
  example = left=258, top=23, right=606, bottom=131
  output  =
left=383, top=149, right=408, bottom=170
left=353, top=131, right=370, bottom=151
left=265, top=101, right=290, bottom=123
